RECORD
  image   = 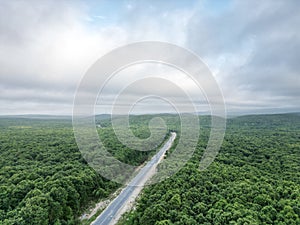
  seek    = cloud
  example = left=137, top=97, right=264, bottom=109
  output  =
left=0, top=0, right=299, bottom=115
left=186, top=0, right=300, bottom=112
left=0, top=0, right=129, bottom=114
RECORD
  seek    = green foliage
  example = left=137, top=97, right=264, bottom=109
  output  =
left=1, top=114, right=300, bottom=224
left=120, top=114, right=300, bottom=225
left=0, top=116, right=173, bottom=224
left=0, top=118, right=114, bottom=224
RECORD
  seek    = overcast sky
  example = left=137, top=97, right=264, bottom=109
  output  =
left=0, top=0, right=299, bottom=115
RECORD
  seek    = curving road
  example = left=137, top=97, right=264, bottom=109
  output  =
left=92, top=132, right=176, bottom=225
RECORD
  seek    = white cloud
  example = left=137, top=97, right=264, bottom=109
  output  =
left=0, top=0, right=299, bottom=115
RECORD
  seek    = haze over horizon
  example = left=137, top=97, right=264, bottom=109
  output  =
left=1, top=0, right=299, bottom=115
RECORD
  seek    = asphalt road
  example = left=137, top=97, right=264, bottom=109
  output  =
left=92, top=132, right=176, bottom=225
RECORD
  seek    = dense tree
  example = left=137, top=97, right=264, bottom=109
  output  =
left=1, top=114, right=300, bottom=224
left=119, top=114, right=300, bottom=225
left=0, top=116, right=172, bottom=224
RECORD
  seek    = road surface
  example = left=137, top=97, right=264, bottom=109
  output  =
left=92, top=132, right=176, bottom=225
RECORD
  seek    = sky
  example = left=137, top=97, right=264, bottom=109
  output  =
left=0, top=0, right=299, bottom=115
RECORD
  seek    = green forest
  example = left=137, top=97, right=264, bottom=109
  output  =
left=0, top=115, right=168, bottom=224
left=0, top=113, right=299, bottom=224
left=119, top=114, right=300, bottom=225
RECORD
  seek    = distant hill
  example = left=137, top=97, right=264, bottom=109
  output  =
left=0, top=114, right=71, bottom=120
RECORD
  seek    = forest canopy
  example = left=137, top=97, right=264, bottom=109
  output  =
left=0, top=113, right=299, bottom=224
